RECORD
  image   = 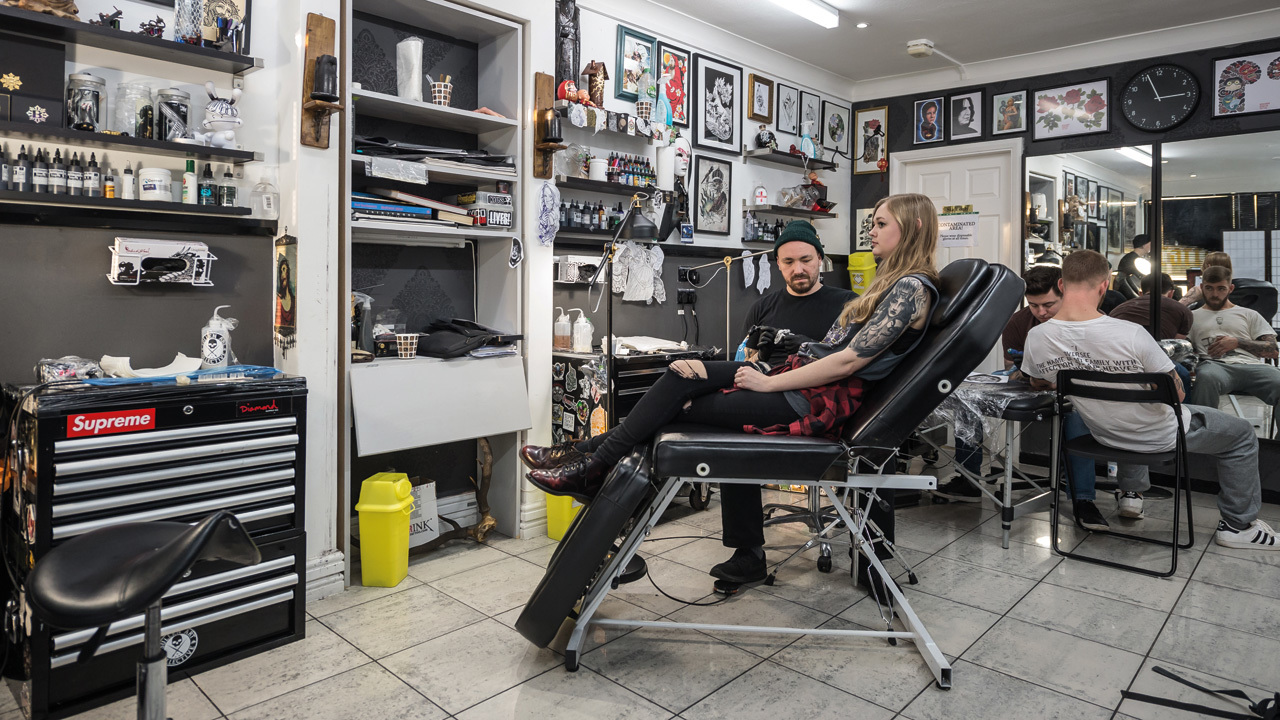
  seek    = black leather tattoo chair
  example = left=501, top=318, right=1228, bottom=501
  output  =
left=515, top=258, right=1024, bottom=689
left=26, top=510, right=261, bottom=720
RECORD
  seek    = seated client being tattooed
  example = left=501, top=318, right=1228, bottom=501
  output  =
left=520, top=193, right=942, bottom=585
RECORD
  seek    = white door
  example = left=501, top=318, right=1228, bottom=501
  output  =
left=892, top=138, right=1022, bottom=372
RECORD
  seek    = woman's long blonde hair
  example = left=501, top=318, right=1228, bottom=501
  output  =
left=839, top=193, right=940, bottom=326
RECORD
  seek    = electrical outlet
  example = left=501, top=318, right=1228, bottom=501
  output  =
left=678, top=266, right=691, bottom=282
left=677, top=289, right=697, bottom=304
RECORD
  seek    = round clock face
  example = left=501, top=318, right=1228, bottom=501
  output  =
left=1121, top=64, right=1200, bottom=132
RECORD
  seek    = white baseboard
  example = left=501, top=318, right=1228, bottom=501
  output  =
left=306, top=549, right=346, bottom=603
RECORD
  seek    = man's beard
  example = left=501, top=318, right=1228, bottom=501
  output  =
left=1204, top=297, right=1227, bottom=310
left=787, top=274, right=814, bottom=293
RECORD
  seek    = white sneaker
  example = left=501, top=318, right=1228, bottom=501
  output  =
left=1115, top=491, right=1144, bottom=519
left=1215, top=519, right=1280, bottom=550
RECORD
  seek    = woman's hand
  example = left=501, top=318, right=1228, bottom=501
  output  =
left=734, top=365, right=775, bottom=392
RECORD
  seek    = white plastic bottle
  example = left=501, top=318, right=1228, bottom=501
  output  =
left=571, top=308, right=594, bottom=353
left=182, top=159, right=197, bottom=204
left=553, top=307, right=571, bottom=351
left=200, top=305, right=238, bottom=369
left=250, top=171, right=280, bottom=220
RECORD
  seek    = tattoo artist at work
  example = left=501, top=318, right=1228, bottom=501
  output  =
left=1188, top=265, right=1280, bottom=410
left=1023, top=251, right=1276, bottom=550
left=519, top=193, right=943, bottom=583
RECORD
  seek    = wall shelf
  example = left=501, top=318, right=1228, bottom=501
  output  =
left=554, top=101, right=655, bottom=144
left=353, top=90, right=518, bottom=134
left=743, top=147, right=838, bottom=171
left=0, top=5, right=263, bottom=75
left=0, top=190, right=275, bottom=235
left=353, top=156, right=517, bottom=187
left=743, top=201, right=838, bottom=220
left=0, top=121, right=262, bottom=164
left=558, top=177, right=645, bottom=197
left=351, top=218, right=513, bottom=244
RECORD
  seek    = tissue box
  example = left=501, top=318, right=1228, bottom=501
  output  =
left=464, top=203, right=513, bottom=228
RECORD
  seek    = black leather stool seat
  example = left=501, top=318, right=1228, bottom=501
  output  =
left=1065, top=435, right=1176, bottom=468
left=653, top=431, right=845, bottom=481
left=28, top=510, right=260, bottom=629
left=1000, top=394, right=1056, bottom=423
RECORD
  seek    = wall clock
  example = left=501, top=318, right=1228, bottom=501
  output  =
left=1120, top=64, right=1200, bottom=132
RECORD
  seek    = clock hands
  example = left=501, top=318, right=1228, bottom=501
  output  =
left=1147, top=74, right=1163, bottom=101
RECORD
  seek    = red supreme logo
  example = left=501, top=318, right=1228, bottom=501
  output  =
left=67, top=409, right=156, bottom=438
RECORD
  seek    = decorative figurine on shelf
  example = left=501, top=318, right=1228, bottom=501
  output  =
left=580, top=60, right=608, bottom=108
left=755, top=124, right=777, bottom=150
left=193, top=81, right=242, bottom=149
left=575, top=87, right=595, bottom=107
left=1, top=0, right=79, bottom=20
left=799, top=120, right=820, bottom=160
left=555, top=0, right=581, bottom=86
left=138, top=16, right=166, bottom=37
left=635, top=70, right=656, bottom=120
left=556, top=79, right=579, bottom=102
left=89, top=6, right=122, bottom=28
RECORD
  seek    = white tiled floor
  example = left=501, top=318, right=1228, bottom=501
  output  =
left=39, top=486, right=1280, bottom=720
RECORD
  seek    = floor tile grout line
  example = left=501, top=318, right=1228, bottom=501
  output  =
left=204, top=658, right=380, bottom=718
left=307, top=577, right=424, bottom=620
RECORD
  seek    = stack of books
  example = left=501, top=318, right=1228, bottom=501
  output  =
left=351, top=190, right=475, bottom=228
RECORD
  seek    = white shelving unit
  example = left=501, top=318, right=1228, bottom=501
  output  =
left=340, top=0, right=529, bottom=575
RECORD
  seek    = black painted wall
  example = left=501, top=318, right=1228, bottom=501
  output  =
left=850, top=36, right=1280, bottom=220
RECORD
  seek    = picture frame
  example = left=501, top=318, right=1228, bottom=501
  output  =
left=1107, top=188, right=1124, bottom=248
left=1212, top=50, right=1280, bottom=117
left=776, top=83, right=799, bottom=135
left=991, top=90, right=1027, bottom=134
left=747, top=74, right=774, bottom=124
left=1064, top=173, right=1076, bottom=201
left=854, top=207, right=875, bottom=251
left=799, top=91, right=821, bottom=138
left=657, top=42, right=691, bottom=127
left=853, top=106, right=887, bottom=174
left=914, top=97, right=943, bottom=144
left=1088, top=179, right=1100, bottom=219
left=692, top=54, right=742, bottom=155
left=615, top=26, right=656, bottom=102
left=693, top=155, right=732, bottom=235
left=820, top=99, right=850, bottom=154
left=1033, top=79, right=1109, bottom=140
left=948, top=90, right=982, bottom=140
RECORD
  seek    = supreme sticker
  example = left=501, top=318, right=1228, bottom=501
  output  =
left=67, top=408, right=155, bottom=438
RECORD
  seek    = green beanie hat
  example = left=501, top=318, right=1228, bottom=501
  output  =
left=773, top=220, right=824, bottom=259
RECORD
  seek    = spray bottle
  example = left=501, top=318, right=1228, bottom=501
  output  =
left=553, top=307, right=572, bottom=351
left=570, top=308, right=594, bottom=353
left=200, top=305, right=239, bottom=369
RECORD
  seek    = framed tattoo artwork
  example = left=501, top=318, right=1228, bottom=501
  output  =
left=992, top=90, right=1026, bottom=134
left=776, top=83, right=799, bottom=135
left=693, top=155, right=732, bottom=235
left=1033, top=79, right=1109, bottom=140
left=821, top=99, right=849, bottom=154
left=1213, top=50, right=1280, bottom=117
left=693, top=54, right=742, bottom=155
left=799, top=91, right=820, bottom=137
left=853, top=106, right=887, bottom=174
left=914, top=97, right=943, bottom=144
left=747, top=74, right=773, bottom=124
left=616, top=26, right=656, bottom=101
left=657, top=42, right=691, bottom=127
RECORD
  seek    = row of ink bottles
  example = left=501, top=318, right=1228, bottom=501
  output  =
left=607, top=154, right=654, bottom=187
left=1, top=145, right=108, bottom=197
left=560, top=200, right=625, bottom=232
left=744, top=213, right=786, bottom=243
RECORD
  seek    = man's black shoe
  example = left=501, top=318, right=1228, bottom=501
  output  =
left=932, top=475, right=983, bottom=503
left=1073, top=499, right=1109, bottom=531
left=710, top=548, right=767, bottom=584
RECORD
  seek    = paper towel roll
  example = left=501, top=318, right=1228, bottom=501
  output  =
left=655, top=146, right=676, bottom=191
left=397, top=37, right=424, bottom=102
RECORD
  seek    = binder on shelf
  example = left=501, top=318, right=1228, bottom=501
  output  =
left=367, top=188, right=474, bottom=225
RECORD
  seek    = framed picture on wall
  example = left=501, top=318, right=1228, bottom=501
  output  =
left=948, top=90, right=982, bottom=140
left=199, top=0, right=252, bottom=53
left=992, top=90, right=1027, bottom=134
left=1096, top=226, right=1107, bottom=254
left=1212, top=50, right=1280, bottom=116
left=1107, top=189, right=1124, bottom=248
left=821, top=100, right=849, bottom=154
left=776, top=83, right=799, bottom=135
left=855, top=207, right=875, bottom=250
left=1088, top=180, right=1100, bottom=219
left=692, top=54, right=742, bottom=155
left=616, top=26, right=656, bottom=101
left=657, top=42, right=691, bottom=127
left=914, top=97, right=943, bottom=144
left=747, top=74, right=774, bottom=124
left=1033, top=79, right=1109, bottom=140
left=800, top=91, right=821, bottom=136
left=693, top=155, right=732, bottom=235
left=853, top=106, right=887, bottom=174
left=1064, top=172, right=1076, bottom=200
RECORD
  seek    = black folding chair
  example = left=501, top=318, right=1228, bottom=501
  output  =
left=1049, top=370, right=1195, bottom=578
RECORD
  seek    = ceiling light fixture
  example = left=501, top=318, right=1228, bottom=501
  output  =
left=1115, top=146, right=1152, bottom=167
left=768, top=0, right=839, bottom=28
left=856, top=22, right=869, bottom=28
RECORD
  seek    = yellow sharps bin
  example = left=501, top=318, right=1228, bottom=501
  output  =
left=546, top=495, right=582, bottom=540
left=848, top=252, right=876, bottom=294
left=355, top=472, right=415, bottom=587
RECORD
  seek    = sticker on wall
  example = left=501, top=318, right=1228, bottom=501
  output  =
left=273, top=234, right=298, bottom=360
left=565, top=367, right=578, bottom=392
left=552, top=385, right=565, bottom=404
left=575, top=399, right=589, bottom=425
left=162, top=629, right=199, bottom=667
left=552, top=404, right=563, bottom=425
left=590, top=406, right=607, bottom=437
left=552, top=362, right=565, bottom=381
left=562, top=412, right=575, bottom=433
left=1, top=73, right=20, bottom=91
left=26, top=105, right=47, bottom=124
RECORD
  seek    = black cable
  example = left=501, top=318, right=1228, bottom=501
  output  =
left=679, top=304, right=688, bottom=342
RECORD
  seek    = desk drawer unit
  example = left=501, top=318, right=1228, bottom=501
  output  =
left=0, top=378, right=308, bottom=720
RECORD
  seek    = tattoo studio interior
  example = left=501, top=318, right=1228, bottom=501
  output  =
left=4, top=0, right=1280, bottom=717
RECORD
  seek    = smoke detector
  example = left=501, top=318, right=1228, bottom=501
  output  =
left=906, top=39, right=935, bottom=58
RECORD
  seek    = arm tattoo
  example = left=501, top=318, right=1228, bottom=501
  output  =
left=1240, top=335, right=1279, bottom=359
left=851, top=278, right=927, bottom=359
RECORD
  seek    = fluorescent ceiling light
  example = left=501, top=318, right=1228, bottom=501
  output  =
left=1115, top=146, right=1152, bottom=167
left=768, top=0, right=840, bottom=28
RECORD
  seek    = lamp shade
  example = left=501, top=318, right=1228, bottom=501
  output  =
left=618, top=207, right=658, bottom=240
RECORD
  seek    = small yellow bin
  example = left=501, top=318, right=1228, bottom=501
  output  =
left=355, top=472, right=415, bottom=587
left=848, top=252, right=877, bottom=294
left=546, top=494, right=583, bottom=541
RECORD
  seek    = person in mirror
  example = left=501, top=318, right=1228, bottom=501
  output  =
left=951, top=97, right=977, bottom=137
left=1022, top=251, right=1276, bottom=550
left=1109, top=272, right=1194, bottom=389
left=918, top=101, right=938, bottom=141
left=1180, top=251, right=1232, bottom=307
left=1114, top=234, right=1152, bottom=297
left=521, top=193, right=943, bottom=582
left=1187, top=265, right=1280, bottom=413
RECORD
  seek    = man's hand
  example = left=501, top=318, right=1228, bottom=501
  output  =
left=1207, top=335, right=1239, bottom=358
left=734, top=365, right=775, bottom=392
left=1028, top=376, right=1054, bottom=390
left=775, top=332, right=811, bottom=356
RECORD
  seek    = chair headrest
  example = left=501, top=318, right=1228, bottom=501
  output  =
left=931, top=258, right=995, bottom=327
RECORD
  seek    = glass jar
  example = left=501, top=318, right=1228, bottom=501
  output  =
left=174, top=0, right=203, bottom=44
left=66, top=73, right=106, bottom=132
left=155, top=88, right=192, bottom=141
left=114, top=82, right=154, bottom=138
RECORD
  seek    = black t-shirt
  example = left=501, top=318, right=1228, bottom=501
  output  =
left=742, top=284, right=857, bottom=366
left=1117, top=251, right=1145, bottom=279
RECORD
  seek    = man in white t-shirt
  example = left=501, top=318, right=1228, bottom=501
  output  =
left=1187, top=265, right=1280, bottom=410
left=1022, top=250, right=1276, bottom=551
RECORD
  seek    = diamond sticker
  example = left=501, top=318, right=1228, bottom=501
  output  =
left=26, top=105, right=48, bottom=124
left=0, top=73, right=19, bottom=92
